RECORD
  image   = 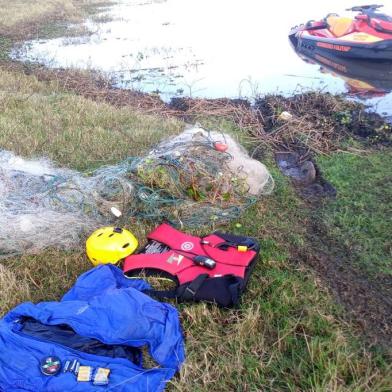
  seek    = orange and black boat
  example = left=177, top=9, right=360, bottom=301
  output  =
left=289, top=5, right=392, bottom=60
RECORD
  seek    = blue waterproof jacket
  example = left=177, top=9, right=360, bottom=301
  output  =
left=0, top=265, right=185, bottom=391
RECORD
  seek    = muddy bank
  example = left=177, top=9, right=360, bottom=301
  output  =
left=302, top=219, right=392, bottom=350
left=172, top=94, right=392, bottom=151
left=10, top=63, right=391, bottom=153
left=6, top=62, right=391, bottom=206
left=254, top=93, right=392, bottom=149
left=275, top=152, right=337, bottom=199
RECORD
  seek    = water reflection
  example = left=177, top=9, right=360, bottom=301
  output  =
left=293, top=49, right=392, bottom=98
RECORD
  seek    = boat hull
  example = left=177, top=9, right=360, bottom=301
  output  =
left=294, top=32, right=392, bottom=61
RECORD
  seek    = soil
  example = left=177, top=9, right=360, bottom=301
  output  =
left=301, top=217, right=392, bottom=351
left=346, top=109, right=392, bottom=142
left=275, top=151, right=337, bottom=199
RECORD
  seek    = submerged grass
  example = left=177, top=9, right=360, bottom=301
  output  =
left=0, top=0, right=115, bottom=41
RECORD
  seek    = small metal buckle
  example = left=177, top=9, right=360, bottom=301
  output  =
left=185, top=287, right=196, bottom=296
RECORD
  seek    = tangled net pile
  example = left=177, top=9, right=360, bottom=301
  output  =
left=0, top=126, right=274, bottom=258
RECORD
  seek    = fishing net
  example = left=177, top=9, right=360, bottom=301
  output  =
left=0, top=126, right=274, bottom=258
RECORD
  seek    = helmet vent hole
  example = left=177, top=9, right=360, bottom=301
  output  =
left=92, top=258, right=97, bottom=261
left=122, top=243, right=130, bottom=248
left=97, top=233, right=103, bottom=237
left=108, top=233, right=114, bottom=237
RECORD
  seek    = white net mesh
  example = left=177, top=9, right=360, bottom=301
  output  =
left=0, top=126, right=274, bottom=258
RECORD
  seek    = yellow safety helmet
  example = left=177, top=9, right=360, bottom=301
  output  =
left=86, top=227, right=138, bottom=266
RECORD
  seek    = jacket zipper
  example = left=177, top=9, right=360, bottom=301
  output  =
left=12, top=321, right=140, bottom=368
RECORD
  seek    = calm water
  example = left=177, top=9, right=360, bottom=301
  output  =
left=13, top=0, right=392, bottom=116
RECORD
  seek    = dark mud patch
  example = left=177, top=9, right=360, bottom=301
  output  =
left=341, top=109, right=392, bottom=144
left=300, top=217, right=392, bottom=351
left=170, top=97, right=251, bottom=112
left=275, top=151, right=336, bottom=199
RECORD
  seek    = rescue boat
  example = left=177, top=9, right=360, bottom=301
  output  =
left=289, top=5, right=392, bottom=60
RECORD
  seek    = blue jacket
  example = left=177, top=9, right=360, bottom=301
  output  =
left=0, top=265, right=185, bottom=391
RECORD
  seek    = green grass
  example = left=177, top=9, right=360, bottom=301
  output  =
left=318, top=151, right=392, bottom=279
left=171, top=174, right=391, bottom=391
left=0, top=69, right=182, bottom=170
left=0, top=0, right=116, bottom=41
left=1, top=68, right=391, bottom=390
left=0, top=1, right=392, bottom=388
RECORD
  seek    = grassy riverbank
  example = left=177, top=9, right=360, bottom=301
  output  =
left=0, top=1, right=391, bottom=391
left=0, top=0, right=113, bottom=40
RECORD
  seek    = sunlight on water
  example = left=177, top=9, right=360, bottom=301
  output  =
left=13, top=0, right=392, bottom=116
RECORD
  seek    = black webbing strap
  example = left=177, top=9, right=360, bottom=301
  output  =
left=143, top=288, right=178, bottom=299
left=143, top=274, right=209, bottom=301
left=179, top=274, right=209, bottom=301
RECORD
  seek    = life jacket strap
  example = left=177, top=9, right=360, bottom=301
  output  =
left=145, top=274, right=209, bottom=301
left=180, top=274, right=209, bottom=301
left=145, top=274, right=243, bottom=308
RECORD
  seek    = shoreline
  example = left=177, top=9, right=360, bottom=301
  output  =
left=16, top=61, right=392, bottom=151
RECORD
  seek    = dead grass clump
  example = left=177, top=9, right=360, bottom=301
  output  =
left=170, top=97, right=260, bottom=132
left=167, top=93, right=391, bottom=156
left=157, top=93, right=391, bottom=156
left=252, top=92, right=392, bottom=154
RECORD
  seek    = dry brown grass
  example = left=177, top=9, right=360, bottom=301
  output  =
left=257, top=96, right=340, bottom=151
left=32, top=66, right=171, bottom=114
left=170, top=93, right=391, bottom=156
left=251, top=92, right=369, bottom=154
left=0, top=264, right=31, bottom=314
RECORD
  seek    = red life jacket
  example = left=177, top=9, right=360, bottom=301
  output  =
left=123, top=223, right=260, bottom=307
